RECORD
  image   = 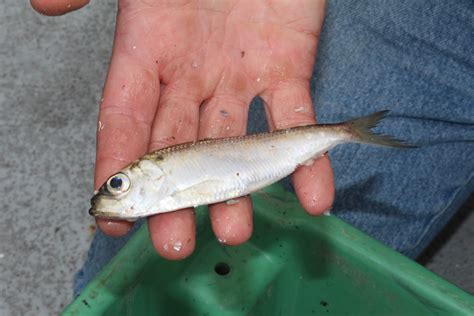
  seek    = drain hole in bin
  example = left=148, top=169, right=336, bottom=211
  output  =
left=214, top=262, right=230, bottom=276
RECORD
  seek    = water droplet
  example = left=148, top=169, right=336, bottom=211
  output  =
left=256, top=77, right=261, bottom=82
left=226, top=126, right=230, bottom=131
left=191, top=60, right=198, bottom=68
left=132, top=45, right=137, bottom=50
left=218, top=238, right=227, bottom=243
left=163, top=244, right=169, bottom=251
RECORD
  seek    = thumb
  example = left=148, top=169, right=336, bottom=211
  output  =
left=30, top=0, right=89, bottom=16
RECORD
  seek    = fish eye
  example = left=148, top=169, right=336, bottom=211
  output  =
left=106, top=173, right=130, bottom=195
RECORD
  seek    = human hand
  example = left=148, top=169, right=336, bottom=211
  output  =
left=32, top=0, right=334, bottom=260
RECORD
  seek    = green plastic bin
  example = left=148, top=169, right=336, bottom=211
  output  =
left=63, top=185, right=474, bottom=315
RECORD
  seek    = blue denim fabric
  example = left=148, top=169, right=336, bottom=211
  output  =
left=73, top=0, right=474, bottom=295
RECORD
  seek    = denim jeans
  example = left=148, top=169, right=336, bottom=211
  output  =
left=73, top=0, right=474, bottom=295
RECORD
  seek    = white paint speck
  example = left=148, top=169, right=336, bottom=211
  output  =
left=323, top=210, right=331, bottom=216
left=173, top=241, right=182, bottom=252
left=163, top=244, right=169, bottom=251
left=97, top=120, right=104, bottom=132
left=218, top=238, right=227, bottom=243
left=294, top=106, right=305, bottom=113
left=191, top=60, right=198, bottom=68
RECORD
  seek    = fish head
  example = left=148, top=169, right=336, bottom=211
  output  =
left=89, top=159, right=166, bottom=220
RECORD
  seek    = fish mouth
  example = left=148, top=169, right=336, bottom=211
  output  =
left=88, top=208, right=138, bottom=222
left=89, top=194, right=122, bottom=219
left=88, top=208, right=117, bottom=219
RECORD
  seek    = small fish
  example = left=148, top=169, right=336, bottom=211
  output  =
left=89, top=111, right=412, bottom=220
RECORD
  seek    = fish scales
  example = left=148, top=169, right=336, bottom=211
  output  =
left=156, top=126, right=339, bottom=202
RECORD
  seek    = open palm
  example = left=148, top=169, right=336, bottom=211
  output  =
left=32, top=0, right=333, bottom=260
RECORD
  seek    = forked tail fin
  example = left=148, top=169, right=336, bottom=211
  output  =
left=345, top=111, right=415, bottom=148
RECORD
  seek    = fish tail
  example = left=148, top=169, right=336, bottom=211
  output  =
left=344, top=110, right=415, bottom=148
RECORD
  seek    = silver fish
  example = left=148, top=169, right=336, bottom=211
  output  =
left=89, top=111, right=411, bottom=220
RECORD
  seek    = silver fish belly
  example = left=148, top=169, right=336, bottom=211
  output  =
left=89, top=111, right=410, bottom=220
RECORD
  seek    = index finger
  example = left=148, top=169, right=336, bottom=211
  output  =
left=95, top=52, right=160, bottom=236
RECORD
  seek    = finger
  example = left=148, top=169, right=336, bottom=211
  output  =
left=261, top=80, right=335, bottom=215
left=293, top=155, right=334, bottom=215
left=95, top=52, right=160, bottom=236
left=147, top=82, right=202, bottom=259
left=147, top=210, right=196, bottom=261
left=198, top=80, right=254, bottom=245
left=208, top=197, right=253, bottom=245
left=148, top=83, right=201, bottom=149
left=30, top=0, right=89, bottom=16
